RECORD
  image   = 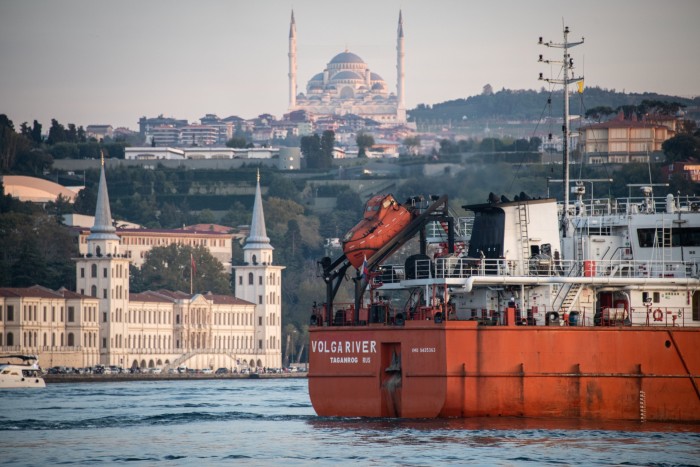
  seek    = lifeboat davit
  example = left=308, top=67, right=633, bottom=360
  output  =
left=342, top=194, right=413, bottom=269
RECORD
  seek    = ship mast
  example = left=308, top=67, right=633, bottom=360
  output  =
left=538, top=25, right=583, bottom=239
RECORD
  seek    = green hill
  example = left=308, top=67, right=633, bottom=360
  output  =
left=408, top=87, right=700, bottom=124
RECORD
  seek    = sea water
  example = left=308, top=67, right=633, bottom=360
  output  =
left=1, top=378, right=698, bottom=466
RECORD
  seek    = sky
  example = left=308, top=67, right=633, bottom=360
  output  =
left=1, top=0, right=699, bottom=130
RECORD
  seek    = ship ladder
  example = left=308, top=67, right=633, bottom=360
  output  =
left=517, top=203, right=530, bottom=271
left=653, top=219, right=673, bottom=273
left=558, top=283, right=583, bottom=319
left=575, top=234, right=584, bottom=263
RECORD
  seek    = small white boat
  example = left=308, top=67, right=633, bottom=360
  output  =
left=0, top=355, right=46, bottom=388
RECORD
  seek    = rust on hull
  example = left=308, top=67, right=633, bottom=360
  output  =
left=308, top=323, right=700, bottom=422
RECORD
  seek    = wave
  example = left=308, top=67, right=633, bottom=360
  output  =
left=1, top=411, right=315, bottom=431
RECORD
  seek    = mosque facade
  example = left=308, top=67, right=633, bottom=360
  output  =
left=288, top=11, right=406, bottom=124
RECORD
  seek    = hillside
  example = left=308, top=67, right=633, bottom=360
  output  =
left=408, top=87, right=700, bottom=123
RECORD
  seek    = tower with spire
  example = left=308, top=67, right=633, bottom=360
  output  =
left=234, top=172, right=284, bottom=368
left=288, top=10, right=297, bottom=110
left=397, top=10, right=405, bottom=114
left=75, top=156, right=130, bottom=366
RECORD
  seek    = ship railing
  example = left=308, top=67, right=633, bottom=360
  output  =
left=628, top=306, right=692, bottom=327
left=424, top=217, right=473, bottom=242
left=498, top=306, right=695, bottom=328
left=561, top=195, right=700, bottom=218
left=399, top=257, right=699, bottom=280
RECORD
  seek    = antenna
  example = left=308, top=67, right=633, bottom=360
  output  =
left=538, top=24, right=584, bottom=241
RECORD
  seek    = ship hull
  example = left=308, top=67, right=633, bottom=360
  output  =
left=308, top=322, right=700, bottom=422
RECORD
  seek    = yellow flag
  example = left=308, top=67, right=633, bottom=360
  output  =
left=577, top=80, right=584, bottom=94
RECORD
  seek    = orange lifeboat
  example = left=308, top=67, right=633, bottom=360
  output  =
left=342, top=194, right=413, bottom=269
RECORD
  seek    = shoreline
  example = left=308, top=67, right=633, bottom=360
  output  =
left=44, top=372, right=307, bottom=384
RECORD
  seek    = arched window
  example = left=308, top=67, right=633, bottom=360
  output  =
left=91, top=264, right=97, bottom=277
left=252, top=254, right=257, bottom=265
left=68, top=333, right=75, bottom=346
left=91, top=285, right=97, bottom=297
left=96, top=246, right=101, bottom=256
left=248, top=273, right=254, bottom=285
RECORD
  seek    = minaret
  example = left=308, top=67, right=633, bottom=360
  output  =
left=235, top=171, right=284, bottom=368
left=288, top=10, right=297, bottom=110
left=396, top=10, right=406, bottom=122
left=75, top=155, right=130, bottom=367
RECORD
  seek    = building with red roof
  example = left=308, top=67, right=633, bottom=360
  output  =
left=582, top=112, right=677, bottom=164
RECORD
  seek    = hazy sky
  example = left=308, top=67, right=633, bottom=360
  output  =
left=1, top=0, right=698, bottom=130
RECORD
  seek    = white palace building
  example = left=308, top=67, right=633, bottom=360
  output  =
left=0, top=165, right=283, bottom=372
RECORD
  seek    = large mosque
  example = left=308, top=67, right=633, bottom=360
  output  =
left=287, top=11, right=407, bottom=124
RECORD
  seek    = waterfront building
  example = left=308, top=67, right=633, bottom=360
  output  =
left=0, top=285, right=100, bottom=368
left=74, top=226, right=239, bottom=273
left=1, top=163, right=283, bottom=371
left=288, top=11, right=407, bottom=124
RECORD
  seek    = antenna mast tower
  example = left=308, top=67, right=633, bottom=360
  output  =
left=538, top=25, right=584, bottom=240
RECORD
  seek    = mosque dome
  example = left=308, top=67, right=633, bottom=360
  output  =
left=329, top=51, right=365, bottom=65
left=332, top=70, right=364, bottom=81
left=309, top=72, right=324, bottom=82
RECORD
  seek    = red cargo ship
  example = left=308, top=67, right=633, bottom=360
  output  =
left=308, top=27, right=699, bottom=422
left=310, top=191, right=700, bottom=422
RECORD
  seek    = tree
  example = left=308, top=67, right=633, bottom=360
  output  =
left=300, top=134, right=322, bottom=168
left=31, top=120, right=42, bottom=144
left=66, top=123, right=78, bottom=143
left=283, top=219, right=303, bottom=270
left=139, top=244, right=231, bottom=294
left=220, top=201, right=251, bottom=230
left=403, top=136, right=421, bottom=156
left=47, top=119, right=67, bottom=144
left=0, top=211, right=76, bottom=289
left=158, top=202, right=188, bottom=228
left=196, top=209, right=216, bottom=225
left=356, top=132, right=374, bottom=158
left=226, top=136, right=249, bottom=148
left=585, top=106, right=615, bottom=122
left=267, top=173, right=300, bottom=202
left=662, top=134, right=700, bottom=163
left=480, top=137, right=505, bottom=152
left=320, top=130, right=335, bottom=168
left=439, top=139, right=457, bottom=155
left=13, top=148, right=53, bottom=176
left=73, top=178, right=98, bottom=215
left=0, top=116, right=16, bottom=171
left=10, top=238, right=48, bottom=287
